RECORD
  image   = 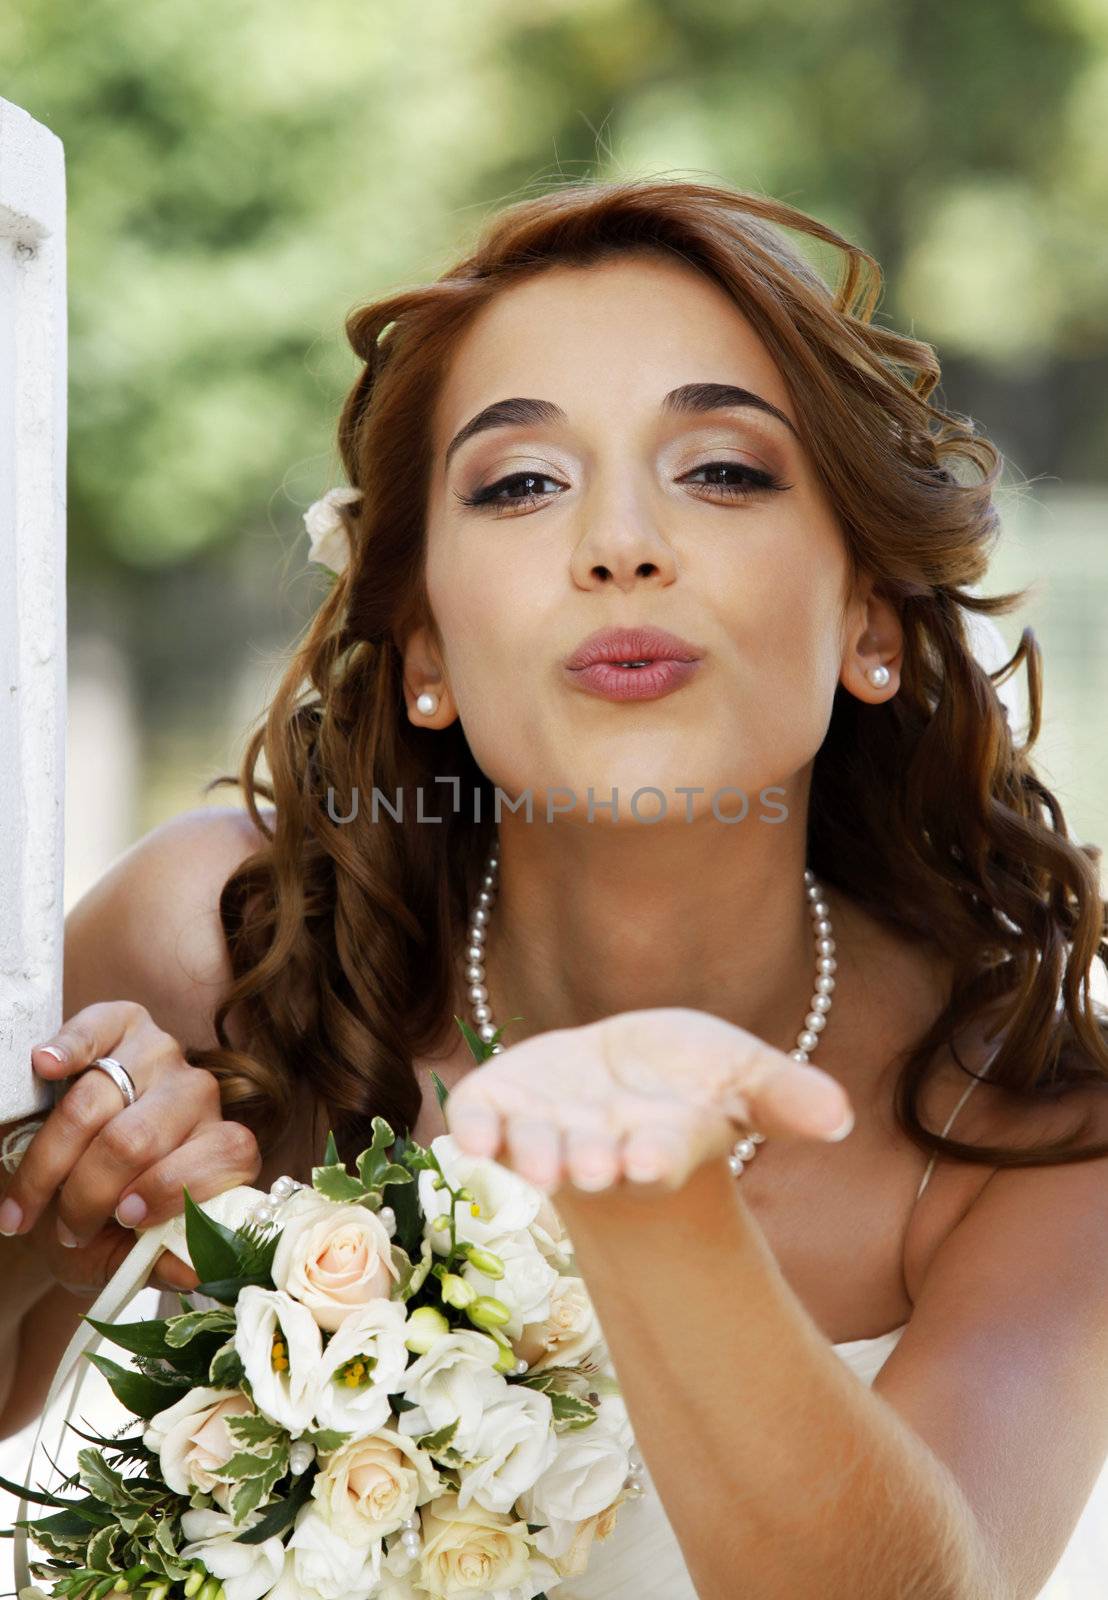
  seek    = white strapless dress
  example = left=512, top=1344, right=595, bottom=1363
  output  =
left=142, top=1294, right=1108, bottom=1599
left=551, top=1323, right=908, bottom=1600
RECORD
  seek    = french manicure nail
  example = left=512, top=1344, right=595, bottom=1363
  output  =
left=37, top=1046, right=67, bottom=1064
left=116, top=1194, right=147, bottom=1227
left=0, top=1197, right=24, bottom=1235
left=57, top=1219, right=81, bottom=1248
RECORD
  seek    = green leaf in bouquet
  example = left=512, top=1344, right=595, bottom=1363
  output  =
left=114, top=1508, right=158, bottom=1540
left=82, top=1352, right=190, bottom=1421
left=382, top=1155, right=422, bottom=1257
left=208, top=1340, right=246, bottom=1388
left=414, top=1418, right=460, bottom=1455
left=454, top=1015, right=491, bottom=1064
left=61, top=1425, right=157, bottom=1469
left=80, top=1317, right=175, bottom=1363
left=76, top=1452, right=129, bottom=1510
left=221, top=1448, right=282, bottom=1482
left=85, top=1522, right=122, bottom=1573
left=391, top=1234, right=434, bottom=1300
left=323, top=1129, right=340, bottom=1166
left=163, top=1308, right=237, bottom=1348
left=182, top=1186, right=244, bottom=1284
left=228, top=1450, right=287, bottom=1524
left=353, top=1116, right=400, bottom=1189
left=300, top=1427, right=351, bottom=1454
left=0, top=1470, right=99, bottom=1511
left=548, top=1391, right=598, bottom=1429
left=233, top=1466, right=314, bottom=1544
left=311, top=1165, right=368, bottom=1204
left=366, top=1160, right=411, bottom=1190
left=223, top=1413, right=285, bottom=1451
left=14, top=1506, right=107, bottom=1539
left=428, top=1068, right=450, bottom=1113
left=454, top=1013, right=523, bottom=1063
left=185, top=1276, right=246, bottom=1305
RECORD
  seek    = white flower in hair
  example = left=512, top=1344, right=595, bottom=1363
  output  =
left=303, top=485, right=362, bottom=576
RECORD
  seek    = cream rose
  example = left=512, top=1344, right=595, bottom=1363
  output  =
left=395, top=1328, right=505, bottom=1459
left=516, top=1391, right=632, bottom=1529
left=512, top=1275, right=604, bottom=1373
left=454, top=1383, right=556, bottom=1515
left=143, top=1386, right=254, bottom=1499
left=529, top=1192, right=575, bottom=1270
left=417, top=1491, right=532, bottom=1600
left=548, top=1488, right=632, bottom=1579
left=272, top=1192, right=400, bottom=1331
left=311, top=1425, right=445, bottom=1547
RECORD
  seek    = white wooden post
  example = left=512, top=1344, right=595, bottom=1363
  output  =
left=0, top=98, right=67, bottom=1122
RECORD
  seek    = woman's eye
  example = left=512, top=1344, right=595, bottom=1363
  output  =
left=680, top=461, right=788, bottom=499
left=454, top=471, right=563, bottom=515
left=453, top=460, right=789, bottom=517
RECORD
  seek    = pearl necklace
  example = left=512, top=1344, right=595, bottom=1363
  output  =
left=463, top=837, right=837, bottom=1178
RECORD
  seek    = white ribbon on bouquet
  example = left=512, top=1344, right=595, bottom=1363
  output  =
left=1, top=1136, right=266, bottom=1600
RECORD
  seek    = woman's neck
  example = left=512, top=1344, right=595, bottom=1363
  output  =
left=472, top=822, right=846, bottom=1063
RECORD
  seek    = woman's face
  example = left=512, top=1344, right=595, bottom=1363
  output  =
left=414, top=252, right=886, bottom=824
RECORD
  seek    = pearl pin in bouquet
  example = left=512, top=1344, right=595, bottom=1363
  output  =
left=1, top=1015, right=643, bottom=1600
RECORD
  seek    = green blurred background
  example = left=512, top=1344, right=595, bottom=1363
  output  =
left=4, top=0, right=1107, bottom=907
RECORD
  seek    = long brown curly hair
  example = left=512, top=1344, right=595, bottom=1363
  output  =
left=187, top=176, right=1108, bottom=1173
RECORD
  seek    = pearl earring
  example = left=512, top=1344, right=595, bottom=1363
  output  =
left=416, top=692, right=438, bottom=715
left=866, top=665, right=890, bottom=689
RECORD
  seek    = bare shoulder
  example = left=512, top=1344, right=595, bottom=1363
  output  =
left=903, top=1005, right=1108, bottom=1305
left=63, top=803, right=276, bottom=1054
left=876, top=1081, right=1108, bottom=1599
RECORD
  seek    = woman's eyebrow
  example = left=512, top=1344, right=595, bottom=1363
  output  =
left=443, top=381, right=799, bottom=471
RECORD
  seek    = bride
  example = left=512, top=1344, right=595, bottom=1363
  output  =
left=2, top=178, right=1107, bottom=1599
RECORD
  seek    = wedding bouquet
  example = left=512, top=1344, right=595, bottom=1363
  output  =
left=1, top=1022, right=642, bottom=1600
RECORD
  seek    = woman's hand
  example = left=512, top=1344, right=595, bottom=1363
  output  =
left=444, top=1007, right=855, bottom=1197
left=0, top=1000, right=262, bottom=1296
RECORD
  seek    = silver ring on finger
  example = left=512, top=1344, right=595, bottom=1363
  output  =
left=79, top=1056, right=139, bottom=1108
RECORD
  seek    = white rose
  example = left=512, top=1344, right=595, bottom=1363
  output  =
left=528, top=1192, right=575, bottom=1271
left=395, top=1328, right=505, bottom=1458
left=418, top=1135, right=541, bottom=1256
left=142, top=1385, right=254, bottom=1499
left=303, top=486, right=361, bottom=576
left=460, top=1233, right=559, bottom=1340
left=273, top=1191, right=400, bottom=1332
left=455, top=1383, right=556, bottom=1515
left=545, top=1487, right=635, bottom=1579
left=266, top=1503, right=381, bottom=1600
left=417, top=1491, right=532, bottom=1600
left=233, top=1284, right=322, bottom=1436
left=179, top=1505, right=285, bottom=1600
left=512, top=1275, right=605, bottom=1373
left=516, top=1391, right=632, bottom=1529
left=311, top=1425, right=444, bottom=1546
left=309, top=1297, right=411, bottom=1436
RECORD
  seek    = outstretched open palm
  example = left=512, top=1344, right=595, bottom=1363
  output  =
left=444, top=1007, right=854, bottom=1197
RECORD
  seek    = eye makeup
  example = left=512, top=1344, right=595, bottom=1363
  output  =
left=453, top=459, right=792, bottom=517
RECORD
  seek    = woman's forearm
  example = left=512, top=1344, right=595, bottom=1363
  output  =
left=554, top=1158, right=1007, bottom=1600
